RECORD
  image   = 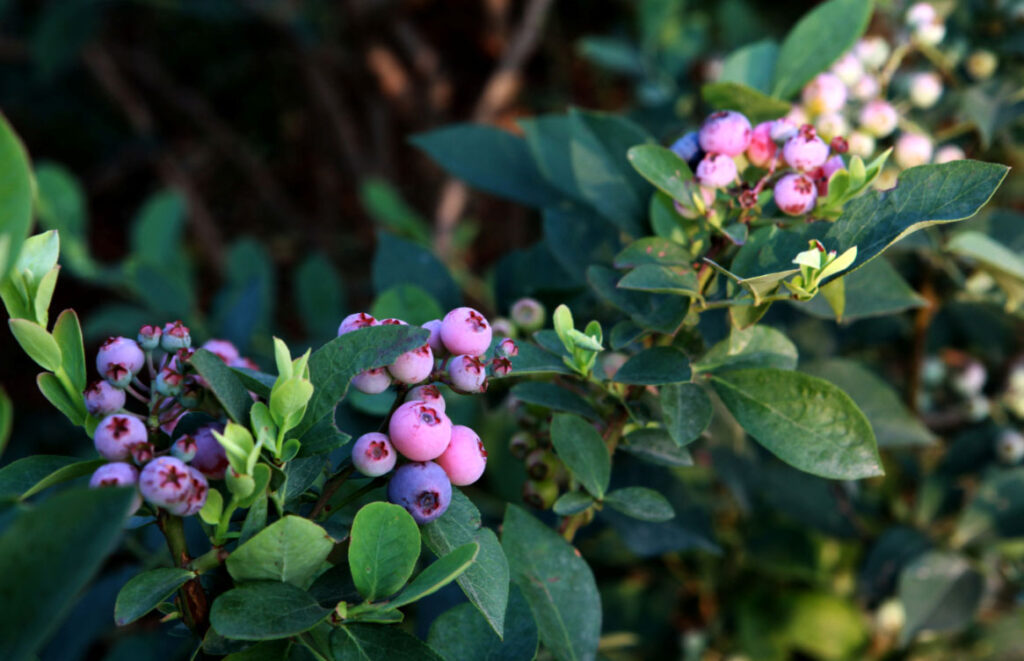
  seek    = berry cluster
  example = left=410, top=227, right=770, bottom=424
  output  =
left=85, top=321, right=250, bottom=516
left=339, top=307, right=516, bottom=523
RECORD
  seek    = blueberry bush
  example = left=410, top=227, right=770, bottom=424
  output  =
left=0, top=0, right=1022, bottom=659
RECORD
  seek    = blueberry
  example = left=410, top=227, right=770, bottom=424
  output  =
left=387, top=461, right=452, bottom=524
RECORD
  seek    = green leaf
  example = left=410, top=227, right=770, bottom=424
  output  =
left=359, top=177, right=432, bottom=244
left=372, top=231, right=459, bottom=312
left=550, top=413, right=611, bottom=499
left=331, top=623, right=445, bottom=661
left=411, top=124, right=561, bottom=208
left=0, top=387, right=11, bottom=459
left=802, top=359, right=936, bottom=448
left=511, top=382, right=599, bottom=421
left=588, top=265, right=688, bottom=335
left=0, top=487, right=135, bottom=660
left=618, top=264, right=701, bottom=298
left=614, top=237, right=693, bottom=268
left=720, top=39, right=778, bottom=93
left=227, top=516, right=334, bottom=589
left=712, top=368, right=883, bottom=479
left=371, top=284, right=443, bottom=326
left=37, top=372, right=84, bottom=425
left=294, top=252, right=345, bottom=341
left=423, top=489, right=510, bottom=638
left=129, top=190, right=187, bottom=268
left=34, top=162, right=97, bottom=279
left=0, top=113, right=35, bottom=283
left=210, top=581, right=330, bottom=641
left=31, top=266, right=59, bottom=327
left=621, top=429, right=694, bottom=467
left=19, top=457, right=104, bottom=499
left=428, top=585, right=539, bottom=661
left=660, top=383, right=712, bottom=446
left=502, top=342, right=573, bottom=378
left=603, top=487, right=674, bottom=522
left=9, top=319, right=61, bottom=371
left=701, top=82, right=791, bottom=123
left=694, top=325, right=798, bottom=373
left=948, top=230, right=1024, bottom=284
left=349, top=502, right=420, bottom=602
left=0, top=455, right=83, bottom=499
left=613, top=347, right=691, bottom=385
left=189, top=348, right=253, bottom=424
left=51, top=309, right=86, bottom=392
left=389, top=542, right=479, bottom=609
left=625, top=145, right=693, bottom=202
left=519, top=115, right=582, bottom=200
left=553, top=491, right=594, bottom=516
left=772, top=0, right=873, bottom=99
left=898, top=552, right=983, bottom=645
left=114, top=567, right=196, bottom=626
left=953, top=468, right=1024, bottom=547
left=502, top=505, right=601, bottom=661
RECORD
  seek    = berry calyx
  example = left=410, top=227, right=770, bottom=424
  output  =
left=338, top=312, right=377, bottom=336
left=351, top=432, right=397, bottom=477
left=406, top=384, right=446, bottom=413
left=387, top=461, right=453, bottom=524
left=782, top=126, right=830, bottom=172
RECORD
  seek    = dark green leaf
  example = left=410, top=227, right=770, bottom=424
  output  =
left=954, top=468, right=1024, bottom=546
left=694, top=325, right=798, bottom=373
left=389, top=542, right=479, bottom=608
left=614, top=237, right=693, bottom=268
left=228, top=516, right=334, bottom=588
left=519, top=115, right=582, bottom=200
left=618, top=264, right=701, bottom=298
left=19, top=457, right=104, bottom=499
left=625, top=145, right=693, bottom=203
left=543, top=207, right=621, bottom=282
left=210, top=582, right=330, bottom=641
left=505, top=342, right=573, bottom=377
left=190, top=348, right=253, bottom=424
left=588, top=265, right=688, bottom=335
left=349, top=502, right=420, bottom=602
left=359, top=177, right=432, bottom=244
left=114, top=568, right=195, bottom=626
left=604, top=487, right=675, bottom=522
left=0, top=455, right=84, bottom=499
left=660, top=383, right=712, bottom=446
left=701, top=82, right=791, bottom=123
left=371, top=284, right=443, bottom=326
left=332, top=623, right=444, bottom=661
left=0, top=387, right=11, bottom=459
left=552, top=491, right=594, bottom=516
left=427, top=585, right=538, bottom=661
left=898, top=552, right=983, bottom=645
left=511, top=382, right=599, bottom=421
left=622, top=429, right=695, bottom=467
left=294, top=253, right=346, bottom=341
left=550, top=413, right=611, bottom=499
left=613, top=347, right=691, bottom=385
left=372, top=232, right=460, bottom=312
left=720, top=40, right=778, bottom=93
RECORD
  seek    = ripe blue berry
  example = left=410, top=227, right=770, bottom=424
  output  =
left=84, top=380, right=126, bottom=416
left=94, top=414, right=148, bottom=461
left=670, top=131, right=704, bottom=170
left=695, top=153, right=738, bottom=189
left=440, top=307, right=492, bottom=357
left=190, top=423, right=229, bottom=479
left=449, top=355, right=488, bottom=393
left=698, top=111, right=752, bottom=157
left=774, top=173, right=818, bottom=216
left=387, top=461, right=452, bottom=524
left=351, top=432, right=397, bottom=477
left=160, top=321, right=192, bottom=352
left=139, top=456, right=194, bottom=510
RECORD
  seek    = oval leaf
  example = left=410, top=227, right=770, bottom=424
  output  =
left=349, top=502, right=420, bottom=602
left=115, top=567, right=195, bottom=626
left=550, top=413, right=611, bottom=499
left=604, top=487, right=675, bottom=522
left=660, top=383, right=712, bottom=446
left=210, top=581, right=330, bottom=641
left=613, top=347, right=691, bottom=385
left=227, top=515, right=334, bottom=588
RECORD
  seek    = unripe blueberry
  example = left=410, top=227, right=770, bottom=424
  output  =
left=906, top=2, right=936, bottom=28
left=490, top=357, right=512, bottom=377
left=894, top=133, right=933, bottom=169
left=695, top=153, right=737, bottom=189
left=140, top=456, right=194, bottom=510
left=84, top=380, right=126, bottom=416
left=774, top=173, right=818, bottom=216
left=801, top=73, right=847, bottom=115
left=191, top=423, right=229, bottom=479
left=379, top=318, right=407, bottom=326
left=338, top=312, right=377, bottom=336
left=508, top=431, right=535, bottom=459
left=875, top=599, right=906, bottom=634
left=97, top=337, right=145, bottom=380
left=698, top=111, right=752, bottom=157
left=670, top=131, right=704, bottom=170
left=388, top=461, right=452, bottom=524
left=160, top=321, right=191, bottom=352
left=934, top=145, right=965, bottom=164
left=851, top=74, right=880, bottom=101
left=351, top=367, right=393, bottom=395
left=406, top=384, right=446, bottom=414
left=995, top=430, right=1024, bottom=466
left=847, top=131, right=876, bottom=158
left=525, top=448, right=560, bottom=481
left=155, top=367, right=184, bottom=397
left=490, top=317, right=515, bottom=339
left=915, top=22, right=945, bottom=46
left=831, top=53, right=864, bottom=86
left=178, top=379, right=204, bottom=409
left=522, top=478, right=558, bottom=510
left=855, top=36, right=890, bottom=70
left=388, top=400, right=453, bottom=461
left=94, top=414, right=148, bottom=461
left=171, top=435, right=198, bottom=462
left=746, top=121, right=777, bottom=168
left=137, top=325, right=162, bottom=351
left=873, top=168, right=900, bottom=191
left=510, top=298, right=545, bottom=333
left=388, top=344, right=434, bottom=385
left=952, top=360, right=986, bottom=397
left=440, top=307, right=492, bottom=357
left=858, top=100, right=898, bottom=138
left=814, top=113, right=848, bottom=143
left=782, top=128, right=830, bottom=172
left=497, top=338, right=518, bottom=358
left=351, top=432, right=397, bottom=477
left=449, top=355, right=488, bottom=393
left=436, top=425, right=487, bottom=486
left=966, top=50, right=997, bottom=80
left=169, top=466, right=208, bottom=517
left=908, top=72, right=942, bottom=109
left=201, top=339, right=240, bottom=364
left=130, top=442, right=155, bottom=465
left=422, top=319, right=446, bottom=356
left=90, top=462, right=139, bottom=488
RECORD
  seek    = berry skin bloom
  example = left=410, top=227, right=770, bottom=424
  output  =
left=351, top=367, right=393, bottom=395
left=436, top=425, right=487, bottom=486
left=698, top=111, right=752, bottom=157
left=746, top=121, right=778, bottom=168
left=84, top=380, right=126, bottom=416
left=908, top=72, right=942, bottom=109
left=388, top=344, right=434, bottom=385
left=782, top=128, right=830, bottom=172
left=449, top=355, right=488, bottom=393
left=802, top=72, right=847, bottom=115
left=140, top=456, right=194, bottom=510
left=422, top=319, right=446, bottom=356
left=338, top=312, right=377, bottom=336
left=858, top=100, right=898, bottom=138
left=351, top=432, right=397, bottom=477
left=440, top=307, right=492, bottom=357
left=388, top=400, right=453, bottom=462
left=190, top=423, right=229, bottom=479
left=160, top=321, right=192, bottom=352
left=94, top=414, right=148, bottom=461
left=695, top=153, right=737, bottom=189
left=406, top=384, right=446, bottom=413
left=774, top=173, right=818, bottom=216
left=97, top=337, right=145, bottom=380
left=894, top=133, right=934, bottom=169
left=387, top=461, right=452, bottom=524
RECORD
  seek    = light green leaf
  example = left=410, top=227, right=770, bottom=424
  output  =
left=227, top=516, right=334, bottom=588
left=9, top=319, right=61, bottom=371
left=51, top=309, right=86, bottom=392
left=37, top=372, right=85, bottom=425
left=0, top=113, right=35, bottom=284
left=349, top=502, right=420, bottom=602
left=625, top=144, right=693, bottom=202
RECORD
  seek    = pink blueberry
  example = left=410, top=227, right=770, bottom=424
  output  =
left=168, top=467, right=208, bottom=516
left=934, top=145, right=965, bottom=163
left=746, top=121, right=778, bottom=168
left=895, top=133, right=934, bottom=169
left=859, top=100, right=898, bottom=138
left=201, top=339, right=240, bottom=364
left=449, top=355, right=488, bottom=393
left=440, top=307, right=492, bottom=357
left=388, top=400, right=453, bottom=462
left=406, top=384, right=446, bottom=413
left=783, top=127, right=830, bottom=172
left=774, top=173, right=819, bottom=216
left=140, top=456, right=194, bottom=510
left=351, top=367, right=393, bottom=395
left=97, top=337, right=145, bottom=379
left=84, top=380, right=126, bottom=416
left=338, top=312, right=377, bottom=336
left=190, top=423, right=229, bottom=479
left=909, top=72, right=942, bottom=109
left=94, top=414, right=148, bottom=461
left=387, top=461, right=452, bottom=524
left=160, top=321, right=191, bottom=352
left=379, top=318, right=407, bottom=326
left=351, top=432, right=398, bottom=477
left=697, top=110, right=752, bottom=156
left=422, top=319, right=446, bottom=356
left=436, top=425, right=487, bottom=486
left=171, top=435, right=198, bottom=462
left=695, top=153, right=738, bottom=189
left=388, top=344, right=434, bottom=385
left=89, top=462, right=142, bottom=513
left=801, top=72, right=847, bottom=115
left=497, top=338, right=519, bottom=358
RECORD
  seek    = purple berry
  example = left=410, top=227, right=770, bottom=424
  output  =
left=388, top=344, right=434, bottom=385
left=497, top=338, right=519, bottom=358
left=351, top=367, right=393, bottom=394
left=406, top=384, right=446, bottom=414
left=201, top=339, right=240, bottom=364
left=338, top=313, right=377, bottom=336
left=84, top=380, right=126, bottom=416
left=388, top=400, right=453, bottom=462
left=801, top=72, right=847, bottom=115
left=97, top=337, right=145, bottom=381
left=436, top=425, right=487, bottom=486
left=783, top=127, right=830, bottom=172
left=774, top=173, right=818, bottom=216
left=698, top=111, right=752, bottom=156
left=695, top=153, right=737, bottom=189
left=449, top=355, right=488, bottom=393
left=160, top=321, right=192, bottom=352
left=440, top=307, right=492, bottom=357
left=670, top=131, right=704, bottom=170
left=139, top=456, right=194, bottom=510
left=168, top=467, right=208, bottom=516
left=90, top=462, right=138, bottom=488
left=387, top=461, right=452, bottom=524
left=422, top=319, right=446, bottom=356
left=137, top=325, right=162, bottom=351
left=351, top=432, right=397, bottom=477
left=94, top=414, right=148, bottom=461
left=171, top=435, right=198, bottom=462
left=190, top=423, right=229, bottom=479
